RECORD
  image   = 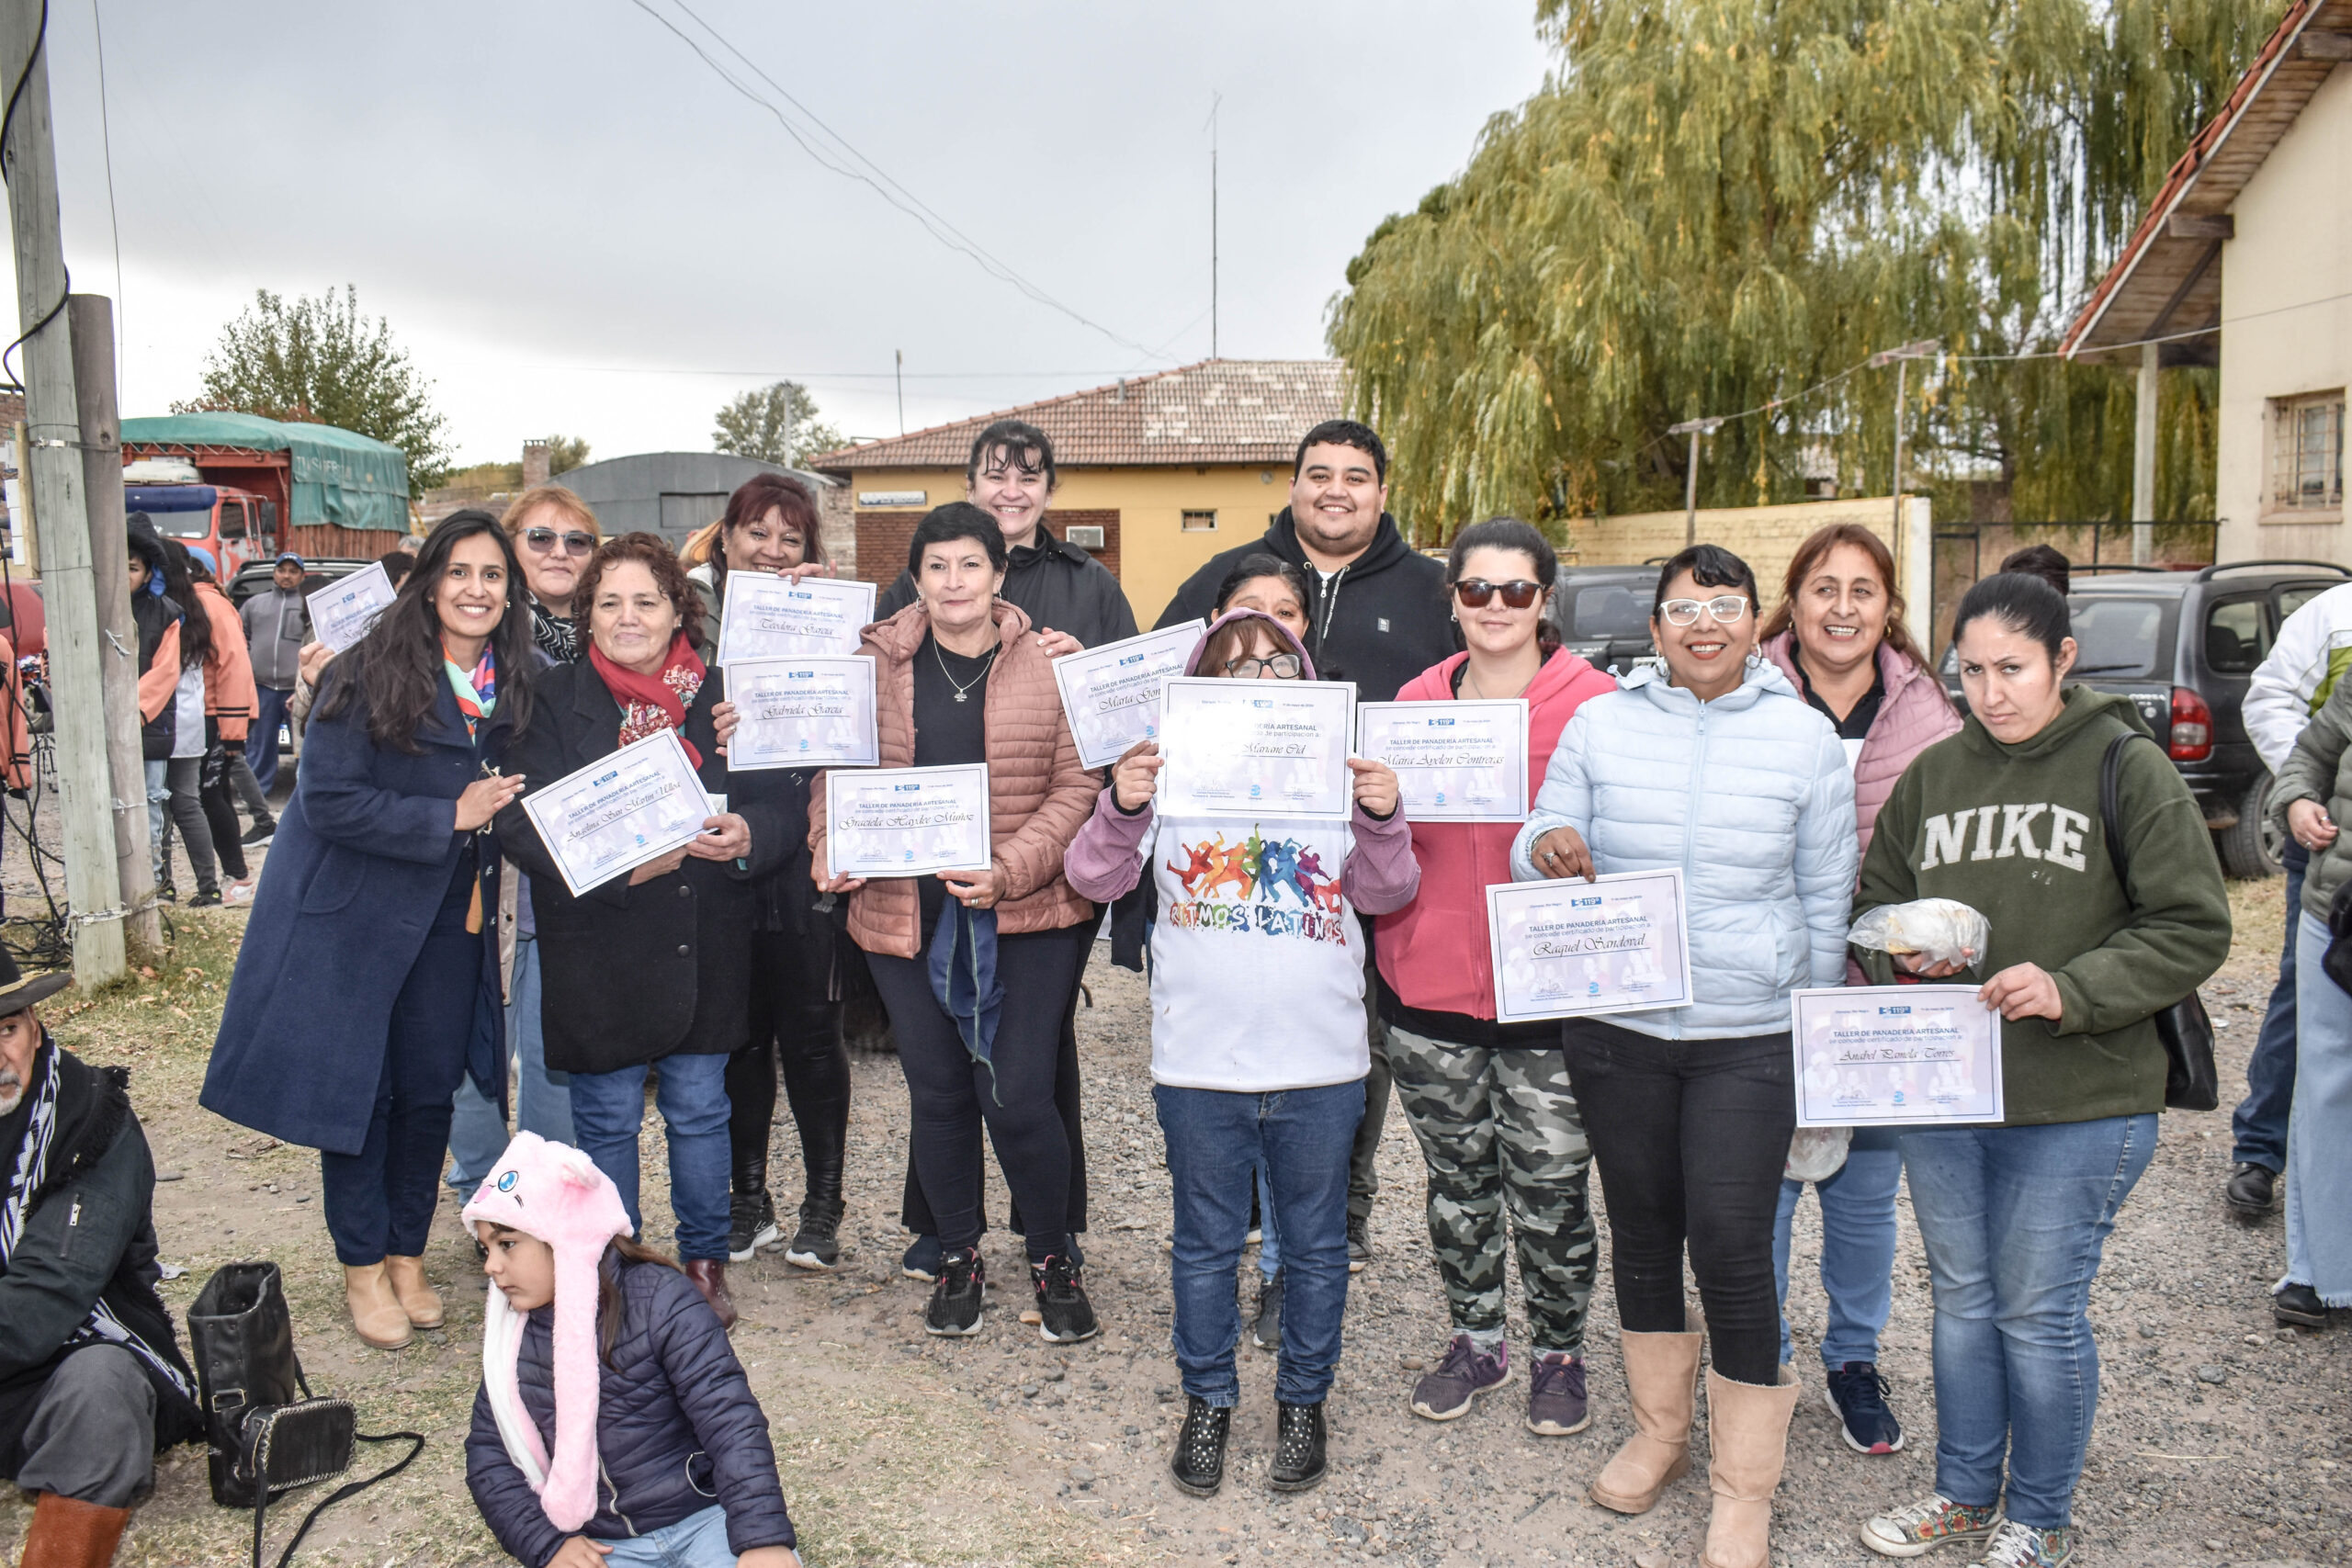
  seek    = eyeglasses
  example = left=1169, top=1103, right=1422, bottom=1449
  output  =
left=1453, top=579, right=1543, bottom=610
left=1658, top=595, right=1751, bottom=626
left=523, top=527, right=596, bottom=557
left=1224, top=653, right=1304, bottom=680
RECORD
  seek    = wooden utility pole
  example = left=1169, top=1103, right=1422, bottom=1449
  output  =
left=1667, top=417, right=1721, bottom=547
left=1, top=1, right=129, bottom=987
left=69, top=294, right=158, bottom=952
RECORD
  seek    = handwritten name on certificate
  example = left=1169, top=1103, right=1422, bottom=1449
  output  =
left=1356, top=700, right=1530, bottom=822
left=1790, top=986, right=2003, bottom=1127
left=1155, top=677, right=1356, bottom=822
left=1486, top=869, right=1693, bottom=1023
left=826, top=763, right=992, bottom=877
left=1051, top=621, right=1204, bottom=769
left=725, top=656, right=879, bottom=771
left=521, top=730, right=712, bottom=898
left=715, top=574, right=877, bottom=664
left=306, top=561, right=397, bottom=654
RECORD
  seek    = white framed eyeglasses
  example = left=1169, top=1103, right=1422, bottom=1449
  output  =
left=1657, top=595, right=1750, bottom=626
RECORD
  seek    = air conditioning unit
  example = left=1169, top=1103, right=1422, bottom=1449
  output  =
left=1063, top=525, right=1105, bottom=549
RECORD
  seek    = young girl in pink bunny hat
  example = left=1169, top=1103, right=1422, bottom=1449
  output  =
left=460, top=1132, right=800, bottom=1568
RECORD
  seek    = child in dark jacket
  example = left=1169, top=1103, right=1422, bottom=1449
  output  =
left=462, top=1133, right=798, bottom=1568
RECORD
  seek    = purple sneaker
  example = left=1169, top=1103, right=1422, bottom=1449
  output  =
left=1409, top=1334, right=1511, bottom=1421
left=1525, top=1351, right=1591, bottom=1436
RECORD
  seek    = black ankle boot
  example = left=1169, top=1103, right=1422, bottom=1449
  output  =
left=1170, top=1396, right=1231, bottom=1496
left=1269, top=1400, right=1327, bottom=1492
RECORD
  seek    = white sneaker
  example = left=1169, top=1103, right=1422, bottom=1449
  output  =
left=224, top=879, right=258, bottom=907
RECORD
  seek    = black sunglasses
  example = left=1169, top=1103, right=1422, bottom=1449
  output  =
left=1453, top=579, right=1543, bottom=609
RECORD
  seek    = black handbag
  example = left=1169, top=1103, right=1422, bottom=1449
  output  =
left=186, top=1263, right=424, bottom=1568
left=2325, top=877, right=2352, bottom=997
left=2099, top=732, right=2222, bottom=1111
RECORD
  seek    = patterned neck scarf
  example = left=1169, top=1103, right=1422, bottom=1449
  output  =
left=443, top=641, right=499, bottom=739
left=590, top=631, right=707, bottom=767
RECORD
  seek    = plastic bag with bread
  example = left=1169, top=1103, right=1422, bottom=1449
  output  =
left=1848, top=898, right=1989, bottom=971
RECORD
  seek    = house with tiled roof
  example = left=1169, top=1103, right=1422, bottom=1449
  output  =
left=808, top=358, right=1344, bottom=625
left=2064, top=0, right=2350, bottom=563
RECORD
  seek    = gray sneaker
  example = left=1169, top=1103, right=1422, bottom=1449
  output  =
left=1250, top=1269, right=1284, bottom=1351
left=1525, top=1351, right=1590, bottom=1436
left=1409, top=1334, right=1510, bottom=1420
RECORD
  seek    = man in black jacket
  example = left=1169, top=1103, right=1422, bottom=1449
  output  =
left=1156, top=421, right=1457, bottom=1270
left=0, top=953, right=201, bottom=1567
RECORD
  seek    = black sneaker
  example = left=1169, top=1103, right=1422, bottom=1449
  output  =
left=728, top=1191, right=779, bottom=1263
left=924, top=1247, right=985, bottom=1337
left=1170, top=1396, right=1231, bottom=1497
left=2226, top=1162, right=2278, bottom=1217
left=1031, top=1254, right=1101, bottom=1343
left=1270, top=1399, right=1328, bottom=1492
left=2275, top=1281, right=2331, bottom=1328
left=240, top=819, right=277, bottom=848
left=1250, top=1269, right=1284, bottom=1351
left=187, top=891, right=223, bottom=908
left=902, top=1234, right=942, bottom=1282
left=1346, top=1215, right=1370, bottom=1274
left=1824, top=1361, right=1905, bottom=1453
left=156, top=883, right=177, bottom=904
left=784, top=1199, right=842, bottom=1270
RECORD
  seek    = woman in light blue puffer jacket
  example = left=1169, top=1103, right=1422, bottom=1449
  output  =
left=1510, top=544, right=1854, bottom=1568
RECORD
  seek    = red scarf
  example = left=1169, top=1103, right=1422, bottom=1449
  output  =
left=590, top=631, right=706, bottom=767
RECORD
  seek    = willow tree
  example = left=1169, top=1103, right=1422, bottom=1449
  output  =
left=1329, top=0, right=2273, bottom=537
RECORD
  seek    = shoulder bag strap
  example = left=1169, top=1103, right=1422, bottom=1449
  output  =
left=2098, top=728, right=2140, bottom=880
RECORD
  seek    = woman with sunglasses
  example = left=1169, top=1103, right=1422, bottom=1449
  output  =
left=502, top=486, right=604, bottom=663
left=1374, top=518, right=1617, bottom=1439
left=1513, top=543, right=1855, bottom=1568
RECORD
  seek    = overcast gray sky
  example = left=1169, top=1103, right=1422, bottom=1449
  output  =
left=26, top=1, right=1552, bottom=468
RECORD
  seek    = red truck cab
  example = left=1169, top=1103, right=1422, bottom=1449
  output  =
left=121, top=457, right=279, bottom=575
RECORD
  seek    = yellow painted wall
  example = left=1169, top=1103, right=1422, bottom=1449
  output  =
left=844, top=462, right=1292, bottom=626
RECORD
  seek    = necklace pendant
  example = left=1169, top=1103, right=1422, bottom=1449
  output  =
left=953, top=691, right=968, bottom=703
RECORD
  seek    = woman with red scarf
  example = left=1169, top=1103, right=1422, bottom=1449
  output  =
left=496, top=533, right=787, bottom=1328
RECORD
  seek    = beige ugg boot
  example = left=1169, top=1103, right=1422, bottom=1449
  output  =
left=1588, top=1322, right=1705, bottom=1514
left=344, top=1263, right=413, bottom=1349
left=1699, top=1366, right=1801, bottom=1568
left=383, top=1255, right=444, bottom=1328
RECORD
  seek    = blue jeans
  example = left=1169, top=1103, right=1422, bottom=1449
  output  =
left=1771, top=1128, right=1902, bottom=1367
left=247, top=685, right=292, bottom=795
left=447, top=938, right=573, bottom=1190
left=1253, top=1157, right=1283, bottom=1281
left=2287, top=911, right=2352, bottom=1303
left=1156, top=1079, right=1363, bottom=1406
left=1901, top=1113, right=2157, bottom=1529
left=568, top=1052, right=732, bottom=1264
left=2233, top=840, right=2305, bottom=1172
left=594, top=1504, right=736, bottom=1566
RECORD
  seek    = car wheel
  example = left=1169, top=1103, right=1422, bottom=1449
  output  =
left=2214, top=771, right=2284, bottom=880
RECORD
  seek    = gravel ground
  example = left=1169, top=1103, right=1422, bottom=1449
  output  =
left=0, top=743, right=2346, bottom=1565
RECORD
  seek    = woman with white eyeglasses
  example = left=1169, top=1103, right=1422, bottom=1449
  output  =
left=1512, top=543, right=1856, bottom=1568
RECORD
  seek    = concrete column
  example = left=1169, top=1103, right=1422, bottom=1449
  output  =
left=2132, top=340, right=2158, bottom=565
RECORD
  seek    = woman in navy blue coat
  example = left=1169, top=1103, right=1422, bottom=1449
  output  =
left=205, top=511, right=537, bottom=1349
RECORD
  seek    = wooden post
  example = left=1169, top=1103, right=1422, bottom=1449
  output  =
left=68, top=295, right=160, bottom=953
left=2132, top=340, right=2159, bottom=566
left=1, top=0, right=128, bottom=987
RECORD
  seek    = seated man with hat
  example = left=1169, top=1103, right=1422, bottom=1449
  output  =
left=0, top=953, right=200, bottom=1566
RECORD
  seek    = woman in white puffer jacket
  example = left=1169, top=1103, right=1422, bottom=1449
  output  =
left=1510, top=543, right=1854, bottom=1568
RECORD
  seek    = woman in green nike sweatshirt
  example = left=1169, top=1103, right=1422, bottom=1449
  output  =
left=1848, top=571, right=2229, bottom=1568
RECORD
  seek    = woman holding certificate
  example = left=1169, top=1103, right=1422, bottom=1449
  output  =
left=1373, top=519, right=1615, bottom=1437
left=495, top=533, right=786, bottom=1331
left=206, top=511, right=537, bottom=1349
left=809, top=502, right=1101, bottom=1344
left=1851, top=571, right=2228, bottom=1567
left=1514, top=543, right=1856, bottom=1568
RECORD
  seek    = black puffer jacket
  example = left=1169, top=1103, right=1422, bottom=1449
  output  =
left=127, top=514, right=185, bottom=762
left=465, top=1260, right=794, bottom=1567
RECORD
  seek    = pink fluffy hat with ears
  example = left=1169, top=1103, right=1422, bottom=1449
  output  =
left=460, top=1132, right=632, bottom=1532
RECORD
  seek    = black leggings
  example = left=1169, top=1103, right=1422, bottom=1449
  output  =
left=198, top=735, right=248, bottom=882
left=725, top=924, right=850, bottom=1204
left=868, top=920, right=1093, bottom=1261
left=1560, top=1018, right=1794, bottom=1386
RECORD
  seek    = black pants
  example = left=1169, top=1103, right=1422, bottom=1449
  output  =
left=869, top=920, right=1092, bottom=1260
left=1560, top=1017, right=1794, bottom=1386
left=725, top=924, right=850, bottom=1207
left=197, top=730, right=248, bottom=882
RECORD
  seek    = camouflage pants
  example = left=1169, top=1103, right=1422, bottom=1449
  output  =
left=1385, top=1023, right=1597, bottom=1352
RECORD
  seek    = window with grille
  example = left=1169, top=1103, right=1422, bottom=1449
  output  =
left=1182, top=509, right=1217, bottom=532
left=2270, top=392, right=2346, bottom=513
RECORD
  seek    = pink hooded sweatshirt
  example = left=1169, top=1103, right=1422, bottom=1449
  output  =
left=1759, top=631, right=1961, bottom=854
left=1374, top=647, right=1618, bottom=1025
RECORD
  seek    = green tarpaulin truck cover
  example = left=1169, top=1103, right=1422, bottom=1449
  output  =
left=119, top=412, right=411, bottom=532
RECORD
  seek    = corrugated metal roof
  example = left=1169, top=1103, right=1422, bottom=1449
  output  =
left=809, top=358, right=1346, bottom=470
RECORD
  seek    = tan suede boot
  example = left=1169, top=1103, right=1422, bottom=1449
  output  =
left=344, top=1262, right=413, bottom=1349
left=1588, top=1323, right=1704, bottom=1514
left=1699, top=1366, right=1801, bottom=1568
left=383, top=1255, right=445, bottom=1328
left=19, top=1491, right=130, bottom=1567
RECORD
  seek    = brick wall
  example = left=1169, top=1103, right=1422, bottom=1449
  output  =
left=819, top=482, right=857, bottom=576
left=854, top=507, right=1122, bottom=587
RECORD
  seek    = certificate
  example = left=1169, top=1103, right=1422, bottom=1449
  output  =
left=1486, top=869, right=1693, bottom=1022
left=723, top=657, right=879, bottom=771
left=825, top=763, right=991, bottom=877
left=714, top=574, right=876, bottom=663
left=1050, top=621, right=1204, bottom=769
left=1790, top=986, right=2004, bottom=1127
left=306, top=561, right=396, bottom=653
left=1355, top=699, right=1530, bottom=822
left=1154, top=677, right=1356, bottom=822
left=521, top=729, right=713, bottom=898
